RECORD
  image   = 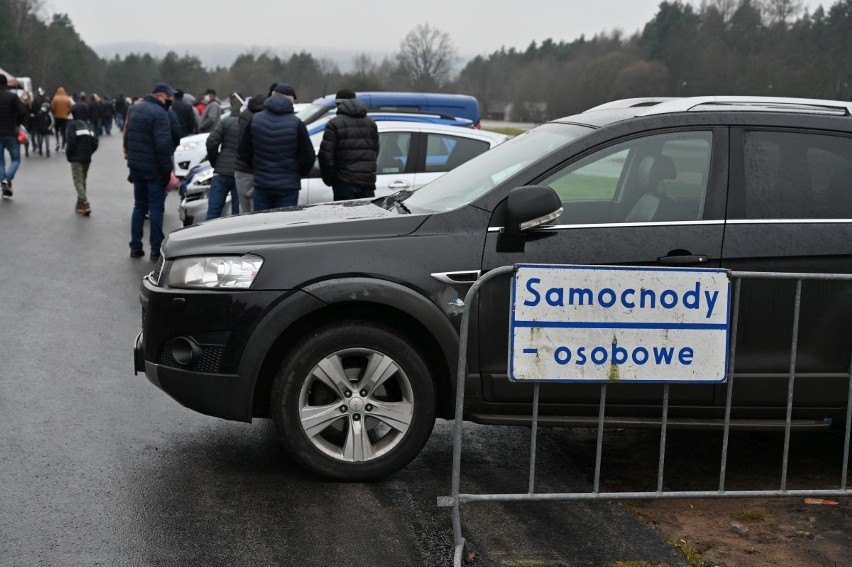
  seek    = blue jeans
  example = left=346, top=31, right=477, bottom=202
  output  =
left=333, top=182, right=375, bottom=201
left=206, top=175, right=239, bottom=220
left=130, top=172, right=167, bottom=255
left=0, top=135, right=21, bottom=182
left=254, top=187, right=299, bottom=211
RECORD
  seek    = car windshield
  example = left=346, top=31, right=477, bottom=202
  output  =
left=401, top=123, right=591, bottom=213
left=297, top=103, right=335, bottom=125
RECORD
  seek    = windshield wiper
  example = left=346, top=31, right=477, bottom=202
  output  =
left=380, top=190, right=413, bottom=213
left=394, top=200, right=411, bottom=214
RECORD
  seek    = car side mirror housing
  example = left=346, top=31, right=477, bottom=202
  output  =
left=503, top=185, right=563, bottom=237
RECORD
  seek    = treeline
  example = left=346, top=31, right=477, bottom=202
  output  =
left=2, top=0, right=852, bottom=120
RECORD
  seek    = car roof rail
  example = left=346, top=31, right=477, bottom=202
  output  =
left=636, top=96, right=852, bottom=117
left=586, top=97, right=678, bottom=111
left=367, top=109, right=458, bottom=120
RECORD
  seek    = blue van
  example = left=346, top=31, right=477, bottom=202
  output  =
left=297, top=92, right=482, bottom=128
left=305, top=111, right=472, bottom=136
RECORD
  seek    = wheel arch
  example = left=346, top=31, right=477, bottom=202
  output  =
left=244, top=278, right=459, bottom=420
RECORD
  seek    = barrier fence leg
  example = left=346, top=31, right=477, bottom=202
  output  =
left=720, top=278, right=742, bottom=492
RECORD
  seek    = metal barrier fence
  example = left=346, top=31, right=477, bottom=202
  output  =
left=437, top=266, right=852, bottom=567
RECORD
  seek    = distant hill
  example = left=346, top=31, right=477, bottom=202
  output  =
left=91, top=41, right=393, bottom=72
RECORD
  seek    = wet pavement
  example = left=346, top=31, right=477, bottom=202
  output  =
left=0, top=133, right=685, bottom=566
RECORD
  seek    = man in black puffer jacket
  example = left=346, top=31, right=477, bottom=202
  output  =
left=233, top=93, right=267, bottom=213
left=205, top=95, right=241, bottom=220
left=318, top=89, right=379, bottom=201
left=237, top=83, right=314, bottom=211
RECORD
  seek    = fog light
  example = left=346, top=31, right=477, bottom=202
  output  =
left=171, top=337, right=201, bottom=366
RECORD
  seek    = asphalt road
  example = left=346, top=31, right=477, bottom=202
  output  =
left=0, top=132, right=685, bottom=566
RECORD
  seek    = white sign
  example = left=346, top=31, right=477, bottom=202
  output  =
left=509, top=264, right=731, bottom=383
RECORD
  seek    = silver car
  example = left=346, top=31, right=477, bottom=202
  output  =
left=179, top=121, right=507, bottom=226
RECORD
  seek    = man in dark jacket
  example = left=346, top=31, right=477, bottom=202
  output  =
left=237, top=83, right=314, bottom=211
left=0, top=74, right=28, bottom=198
left=66, top=103, right=98, bottom=215
left=318, top=89, right=379, bottom=201
left=233, top=93, right=266, bottom=213
left=124, top=82, right=177, bottom=260
left=114, top=95, right=128, bottom=130
left=172, top=90, right=197, bottom=138
left=205, top=95, right=241, bottom=220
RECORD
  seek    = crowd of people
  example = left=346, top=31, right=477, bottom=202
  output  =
left=0, top=77, right=380, bottom=263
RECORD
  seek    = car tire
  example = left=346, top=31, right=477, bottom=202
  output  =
left=270, top=320, right=436, bottom=481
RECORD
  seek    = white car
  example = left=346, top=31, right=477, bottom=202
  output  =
left=174, top=102, right=311, bottom=178
left=178, top=121, right=507, bottom=226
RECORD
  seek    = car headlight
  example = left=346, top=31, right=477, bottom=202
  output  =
left=192, top=170, right=215, bottom=187
left=168, top=254, right=264, bottom=289
left=177, top=141, right=201, bottom=152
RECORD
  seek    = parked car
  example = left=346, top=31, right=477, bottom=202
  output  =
left=178, top=121, right=505, bottom=226
left=173, top=110, right=473, bottom=180
left=297, top=91, right=481, bottom=128
left=173, top=94, right=241, bottom=178
left=136, top=95, right=852, bottom=481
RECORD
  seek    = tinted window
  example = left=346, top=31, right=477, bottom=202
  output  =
left=376, top=132, right=411, bottom=174
left=743, top=131, right=852, bottom=219
left=423, top=134, right=490, bottom=173
left=541, top=131, right=713, bottom=225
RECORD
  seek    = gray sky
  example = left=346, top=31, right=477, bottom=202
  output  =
left=46, top=0, right=829, bottom=62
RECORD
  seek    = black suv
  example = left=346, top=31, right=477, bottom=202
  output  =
left=135, top=96, right=852, bottom=481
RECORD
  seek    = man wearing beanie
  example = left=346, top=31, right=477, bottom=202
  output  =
left=318, top=89, right=379, bottom=201
left=237, top=82, right=314, bottom=210
left=124, top=82, right=178, bottom=260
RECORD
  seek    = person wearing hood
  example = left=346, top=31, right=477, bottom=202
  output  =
left=51, top=87, right=73, bottom=152
left=65, top=102, right=98, bottom=215
left=204, top=94, right=242, bottom=220
left=198, top=88, right=222, bottom=133
left=318, top=89, right=379, bottom=201
left=233, top=93, right=266, bottom=213
left=237, top=83, right=314, bottom=211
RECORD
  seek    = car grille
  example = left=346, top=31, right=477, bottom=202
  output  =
left=159, top=339, right=225, bottom=373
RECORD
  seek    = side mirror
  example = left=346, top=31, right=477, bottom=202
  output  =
left=503, top=185, right=563, bottom=237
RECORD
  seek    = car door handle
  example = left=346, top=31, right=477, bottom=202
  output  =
left=388, top=181, right=411, bottom=190
left=658, top=254, right=710, bottom=265
left=431, top=270, right=481, bottom=284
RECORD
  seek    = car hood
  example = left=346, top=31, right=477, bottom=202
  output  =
left=164, top=199, right=427, bottom=257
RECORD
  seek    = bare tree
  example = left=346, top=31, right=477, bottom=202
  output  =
left=7, top=0, right=45, bottom=36
left=317, top=57, right=339, bottom=96
left=761, top=0, right=803, bottom=25
left=700, top=0, right=739, bottom=21
left=395, top=23, right=457, bottom=91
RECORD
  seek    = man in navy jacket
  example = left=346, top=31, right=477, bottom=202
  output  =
left=124, top=82, right=177, bottom=260
left=237, top=83, right=314, bottom=211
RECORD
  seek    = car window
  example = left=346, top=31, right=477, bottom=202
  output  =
left=540, top=131, right=713, bottom=225
left=403, top=123, right=588, bottom=213
left=423, top=134, right=491, bottom=173
left=742, top=131, right=852, bottom=219
left=376, top=132, right=412, bottom=174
